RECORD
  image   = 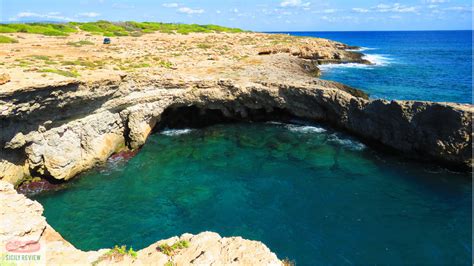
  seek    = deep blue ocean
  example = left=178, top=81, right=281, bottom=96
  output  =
left=281, top=31, right=473, bottom=103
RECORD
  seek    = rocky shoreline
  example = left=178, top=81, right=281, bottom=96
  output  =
left=0, top=31, right=472, bottom=264
left=1, top=73, right=471, bottom=185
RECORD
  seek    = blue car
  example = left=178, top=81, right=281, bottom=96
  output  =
left=103, top=38, right=111, bottom=44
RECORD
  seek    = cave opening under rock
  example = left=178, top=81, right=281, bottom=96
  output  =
left=154, top=105, right=300, bottom=132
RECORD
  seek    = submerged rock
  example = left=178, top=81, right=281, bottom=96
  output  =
left=16, top=179, right=62, bottom=196
left=109, top=149, right=140, bottom=162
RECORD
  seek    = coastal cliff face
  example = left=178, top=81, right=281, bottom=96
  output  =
left=0, top=71, right=471, bottom=184
left=0, top=32, right=471, bottom=200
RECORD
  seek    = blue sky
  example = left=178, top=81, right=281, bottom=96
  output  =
left=1, top=0, right=472, bottom=31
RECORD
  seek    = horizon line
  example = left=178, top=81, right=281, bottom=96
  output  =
left=264, top=29, right=473, bottom=32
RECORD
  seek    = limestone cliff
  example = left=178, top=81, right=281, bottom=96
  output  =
left=0, top=32, right=471, bottom=184
left=1, top=71, right=472, bottom=184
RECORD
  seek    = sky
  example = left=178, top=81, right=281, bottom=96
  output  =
left=0, top=0, right=472, bottom=31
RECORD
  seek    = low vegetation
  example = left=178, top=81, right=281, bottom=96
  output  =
left=38, top=68, right=80, bottom=78
left=92, top=245, right=137, bottom=265
left=0, top=21, right=244, bottom=37
left=157, top=240, right=190, bottom=256
left=196, top=43, right=212, bottom=49
left=66, top=40, right=94, bottom=47
left=0, top=35, right=18, bottom=43
left=282, top=258, right=296, bottom=266
left=0, top=23, right=76, bottom=36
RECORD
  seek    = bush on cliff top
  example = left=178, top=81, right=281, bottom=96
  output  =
left=0, top=35, right=18, bottom=43
left=157, top=240, right=190, bottom=256
left=0, top=21, right=244, bottom=36
left=0, top=23, right=76, bottom=36
left=92, top=245, right=137, bottom=265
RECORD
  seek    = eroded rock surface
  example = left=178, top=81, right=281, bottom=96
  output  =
left=0, top=181, right=282, bottom=265
left=0, top=32, right=472, bottom=185
left=1, top=74, right=471, bottom=184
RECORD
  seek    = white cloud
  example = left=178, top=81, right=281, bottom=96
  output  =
left=12, top=11, right=72, bottom=21
left=112, top=3, right=134, bottom=9
left=425, top=0, right=449, bottom=3
left=280, top=0, right=310, bottom=8
left=322, top=9, right=337, bottom=14
left=352, top=8, right=369, bottom=13
left=77, top=12, right=100, bottom=18
left=162, top=3, right=179, bottom=8
left=370, top=3, right=417, bottom=13
left=178, top=7, right=204, bottom=14
left=162, top=3, right=204, bottom=15
left=349, top=3, right=418, bottom=15
left=321, top=15, right=357, bottom=23
left=444, top=6, right=473, bottom=12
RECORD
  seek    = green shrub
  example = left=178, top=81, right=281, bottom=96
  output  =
left=79, top=23, right=103, bottom=32
left=197, top=43, right=212, bottom=49
left=158, top=60, right=173, bottom=69
left=0, top=35, right=18, bottom=43
left=38, top=68, right=80, bottom=78
left=0, top=25, right=16, bottom=33
left=92, top=245, right=137, bottom=266
left=1, top=23, right=74, bottom=36
left=29, top=55, right=50, bottom=61
left=157, top=240, right=190, bottom=256
left=66, top=40, right=94, bottom=47
left=282, top=258, right=296, bottom=266
left=0, top=21, right=245, bottom=37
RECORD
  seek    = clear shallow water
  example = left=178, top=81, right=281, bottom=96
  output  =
left=280, top=31, right=473, bottom=103
left=34, top=123, right=471, bottom=265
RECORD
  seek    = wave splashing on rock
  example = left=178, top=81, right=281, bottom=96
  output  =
left=285, top=124, right=327, bottom=133
left=159, top=129, right=195, bottom=136
left=328, top=133, right=366, bottom=151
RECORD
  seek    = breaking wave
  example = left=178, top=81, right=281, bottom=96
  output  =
left=159, top=129, right=194, bottom=136
left=285, top=124, right=327, bottom=133
left=327, top=133, right=366, bottom=151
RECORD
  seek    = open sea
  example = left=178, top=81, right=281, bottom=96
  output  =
left=281, top=31, right=473, bottom=104
left=32, top=31, right=472, bottom=265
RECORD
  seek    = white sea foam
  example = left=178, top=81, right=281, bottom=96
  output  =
left=319, top=63, right=373, bottom=70
left=160, top=129, right=194, bottom=136
left=328, top=134, right=366, bottom=151
left=266, top=121, right=285, bottom=125
left=346, top=47, right=377, bottom=52
left=318, top=53, right=391, bottom=71
left=362, top=54, right=391, bottom=66
left=285, top=124, right=327, bottom=133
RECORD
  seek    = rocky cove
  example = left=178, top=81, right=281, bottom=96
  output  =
left=0, top=31, right=472, bottom=265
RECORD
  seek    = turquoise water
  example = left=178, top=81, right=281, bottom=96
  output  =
left=280, top=31, right=473, bottom=103
left=34, top=123, right=471, bottom=265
